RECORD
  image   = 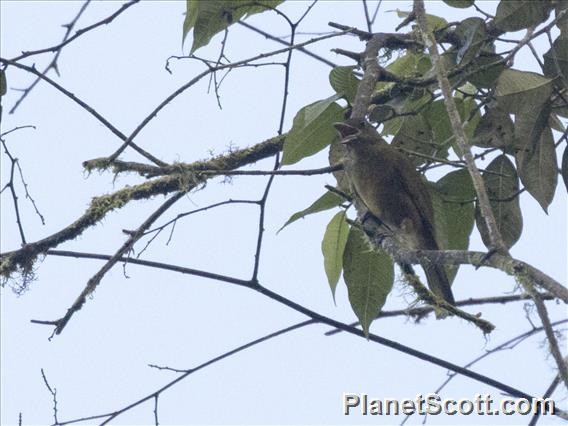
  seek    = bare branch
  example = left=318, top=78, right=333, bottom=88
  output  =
left=9, top=0, right=92, bottom=113
left=10, top=0, right=140, bottom=62
left=32, top=191, right=186, bottom=334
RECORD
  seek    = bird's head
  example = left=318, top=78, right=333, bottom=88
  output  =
left=333, top=122, right=361, bottom=146
left=334, top=122, right=383, bottom=148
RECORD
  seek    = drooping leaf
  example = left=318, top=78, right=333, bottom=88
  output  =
left=183, top=0, right=283, bottom=53
left=472, top=106, right=515, bottom=149
left=392, top=113, right=447, bottom=165
left=497, top=70, right=553, bottom=159
left=467, top=52, right=506, bottom=88
left=443, top=0, right=474, bottom=8
left=494, top=0, right=552, bottom=32
left=381, top=90, right=431, bottom=136
left=454, top=17, right=487, bottom=65
left=435, top=170, right=476, bottom=251
left=422, top=97, right=478, bottom=148
left=282, top=94, right=344, bottom=165
left=329, top=66, right=360, bottom=105
left=516, top=127, right=558, bottom=213
left=562, top=146, right=568, bottom=191
left=543, top=35, right=568, bottom=88
left=496, top=69, right=553, bottom=115
left=343, top=227, right=394, bottom=337
left=513, top=101, right=551, bottom=158
left=476, top=155, right=523, bottom=249
left=321, top=211, right=350, bottom=300
left=423, top=100, right=455, bottom=146
left=432, top=170, right=476, bottom=283
left=279, top=190, right=344, bottom=233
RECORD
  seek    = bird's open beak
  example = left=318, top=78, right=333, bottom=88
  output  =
left=333, top=122, right=360, bottom=144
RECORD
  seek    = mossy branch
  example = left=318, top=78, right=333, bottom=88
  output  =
left=1, top=135, right=284, bottom=283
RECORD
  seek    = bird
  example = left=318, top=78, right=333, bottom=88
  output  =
left=334, top=121, right=455, bottom=305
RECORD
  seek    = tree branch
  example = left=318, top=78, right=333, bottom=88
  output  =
left=372, top=230, right=568, bottom=303
left=1, top=135, right=284, bottom=283
left=413, top=0, right=508, bottom=254
left=324, top=293, right=557, bottom=336
left=32, top=191, right=186, bottom=335
left=39, top=249, right=551, bottom=411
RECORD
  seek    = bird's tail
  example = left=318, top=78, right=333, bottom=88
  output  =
left=424, top=264, right=455, bottom=305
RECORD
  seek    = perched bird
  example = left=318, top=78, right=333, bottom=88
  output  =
left=334, top=121, right=455, bottom=305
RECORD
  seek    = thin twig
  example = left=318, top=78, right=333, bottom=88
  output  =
left=54, top=320, right=316, bottom=425
left=32, top=192, right=186, bottom=335
left=106, top=29, right=352, bottom=162
left=529, top=373, right=562, bottom=426
left=0, top=58, right=165, bottom=166
left=9, top=0, right=92, bottom=113
left=527, top=287, right=568, bottom=390
left=10, top=0, right=140, bottom=62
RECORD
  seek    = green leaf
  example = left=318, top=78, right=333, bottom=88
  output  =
left=476, top=155, right=523, bottom=249
left=381, top=89, right=431, bottom=135
left=423, top=98, right=477, bottom=147
left=443, top=0, right=474, bottom=7
left=496, top=69, right=553, bottom=115
left=396, top=9, right=448, bottom=31
left=282, top=94, right=344, bottom=165
left=516, top=127, right=558, bottom=212
left=392, top=114, right=447, bottom=165
left=279, top=190, right=344, bottom=232
left=543, top=35, right=568, bottom=88
left=0, top=69, right=6, bottom=97
left=472, top=106, right=515, bottom=149
left=467, top=52, right=506, bottom=88
left=183, top=0, right=283, bottom=53
left=343, top=227, right=394, bottom=337
left=433, top=170, right=476, bottom=283
left=385, top=52, right=431, bottom=77
left=422, top=52, right=459, bottom=84
left=562, top=146, right=568, bottom=191
left=321, top=211, right=350, bottom=300
left=494, top=0, right=552, bottom=32
left=454, top=17, right=487, bottom=65
left=513, top=101, right=551, bottom=159
left=436, top=170, right=475, bottom=249
left=423, top=100, right=453, bottom=145
left=462, top=96, right=481, bottom=139
left=329, top=66, right=360, bottom=104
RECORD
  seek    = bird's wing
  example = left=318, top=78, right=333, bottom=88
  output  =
left=390, top=156, right=439, bottom=250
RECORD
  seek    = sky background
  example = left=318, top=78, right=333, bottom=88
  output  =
left=1, top=1, right=567, bottom=425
